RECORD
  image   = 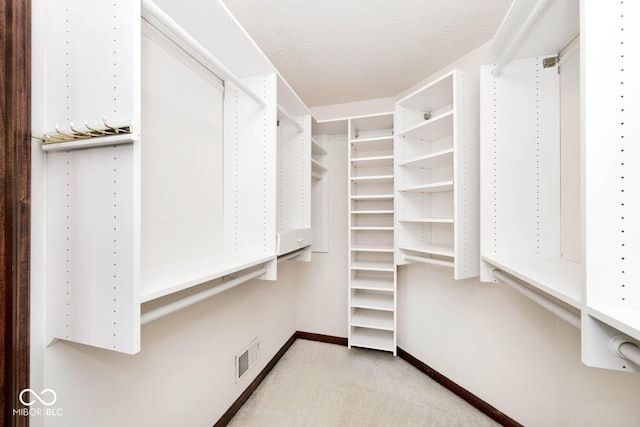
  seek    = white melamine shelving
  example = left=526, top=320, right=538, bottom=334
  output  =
left=310, top=118, right=338, bottom=253
left=395, top=69, right=478, bottom=279
left=276, top=86, right=312, bottom=261
left=348, top=112, right=397, bottom=355
left=37, top=0, right=302, bottom=354
left=482, top=0, right=640, bottom=373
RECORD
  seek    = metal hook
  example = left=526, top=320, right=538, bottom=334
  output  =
left=55, top=125, right=78, bottom=140
left=84, top=121, right=107, bottom=135
left=69, top=122, right=93, bottom=137
left=103, top=118, right=121, bottom=134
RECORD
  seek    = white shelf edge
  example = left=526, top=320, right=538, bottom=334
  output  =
left=311, top=138, right=327, bottom=155
left=587, top=306, right=640, bottom=343
left=482, top=255, right=582, bottom=309
left=351, top=226, right=394, bottom=231
left=398, top=180, right=454, bottom=193
left=350, top=244, right=394, bottom=252
left=400, top=244, right=455, bottom=258
left=350, top=261, right=395, bottom=272
left=399, top=218, right=454, bottom=223
left=349, top=135, right=394, bottom=143
left=351, top=155, right=394, bottom=163
left=141, top=253, right=274, bottom=303
left=350, top=294, right=394, bottom=311
left=40, top=133, right=136, bottom=152
left=397, top=109, right=453, bottom=138
left=311, top=158, right=327, bottom=172
left=350, top=194, right=394, bottom=200
left=398, top=148, right=454, bottom=167
left=351, top=210, right=394, bottom=214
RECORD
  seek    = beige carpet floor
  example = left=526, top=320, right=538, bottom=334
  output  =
left=228, top=339, right=500, bottom=427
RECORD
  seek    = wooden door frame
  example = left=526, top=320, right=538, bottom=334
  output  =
left=1, top=0, right=31, bottom=426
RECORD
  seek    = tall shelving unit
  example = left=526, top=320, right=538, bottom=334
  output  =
left=347, top=113, right=397, bottom=355
left=481, top=0, right=640, bottom=372
left=395, top=69, right=479, bottom=279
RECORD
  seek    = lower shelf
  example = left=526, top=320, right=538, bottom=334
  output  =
left=351, top=308, right=394, bottom=330
left=351, top=292, right=394, bottom=311
left=351, top=277, right=395, bottom=292
left=482, top=255, right=581, bottom=309
left=588, top=306, right=640, bottom=343
left=350, top=328, right=395, bottom=353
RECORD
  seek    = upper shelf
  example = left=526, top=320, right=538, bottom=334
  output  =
left=398, top=110, right=453, bottom=141
left=397, top=72, right=454, bottom=112
left=399, top=181, right=454, bottom=193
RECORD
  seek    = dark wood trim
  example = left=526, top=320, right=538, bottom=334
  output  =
left=397, top=348, right=522, bottom=427
left=295, top=331, right=348, bottom=346
left=213, top=332, right=298, bottom=427
left=1, top=0, right=31, bottom=426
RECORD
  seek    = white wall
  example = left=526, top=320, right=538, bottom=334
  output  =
left=296, top=133, right=349, bottom=337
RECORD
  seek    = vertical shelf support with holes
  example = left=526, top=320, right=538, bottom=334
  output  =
left=35, top=0, right=287, bottom=353
left=582, top=0, right=640, bottom=371
left=311, top=118, right=337, bottom=253
left=347, top=113, right=397, bottom=355
left=395, top=69, right=479, bottom=280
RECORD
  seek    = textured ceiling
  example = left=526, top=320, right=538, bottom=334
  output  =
left=222, top=0, right=512, bottom=107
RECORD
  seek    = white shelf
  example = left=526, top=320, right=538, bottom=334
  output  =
left=311, top=158, right=327, bottom=172
left=399, top=218, right=454, bottom=224
left=588, top=307, right=640, bottom=343
left=351, top=260, right=395, bottom=272
left=396, top=72, right=453, bottom=112
left=141, top=252, right=274, bottom=303
left=351, top=309, right=394, bottom=330
left=350, top=194, right=394, bottom=201
left=351, top=210, right=394, bottom=215
left=311, top=138, right=327, bottom=155
left=350, top=135, right=393, bottom=143
left=350, top=277, right=395, bottom=292
left=482, top=255, right=582, bottom=309
left=398, top=110, right=453, bottom=141
left=351, top=226, right=394, bottom=231
left=351, top=293, right=394, bottom=311
left=400, top=244, right=454, bottom=258
left=350, top=328, right=395, bottom=352
left=399, top=148, right=454, bottom=169
left=399, top=181, right=454, bottom=193
left=350, top=155, right=394, bottom=168
left=351, top=174, right=394, bottom=184
left=350, top=244, right=394, bottom=253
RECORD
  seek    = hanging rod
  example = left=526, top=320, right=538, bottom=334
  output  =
left=492, top=269, right=580, bottom=328
left=141, top=0, right=266, bottom=108
left=493, top=269, right=640, bottom=368
left=404, top=254, right=455, bottom=268
left=609, top=336, right=640, bottom=368
left=277, top=248, right=306, bottom=263
left=141, top=267, right=267, bottom=325
left=492, top=0, right=554, bottom=77
left=277, top=104, right=305, bottom=133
